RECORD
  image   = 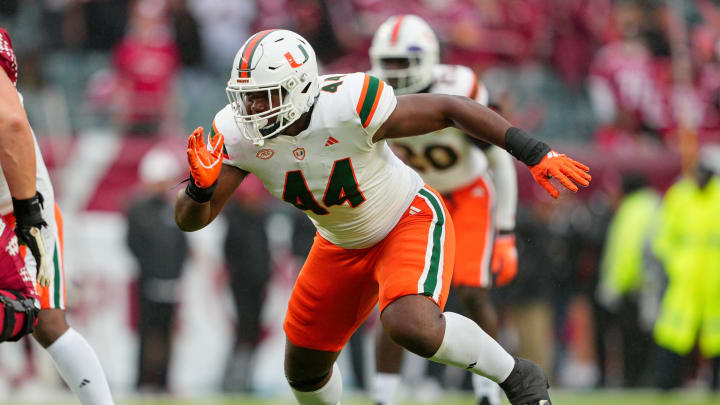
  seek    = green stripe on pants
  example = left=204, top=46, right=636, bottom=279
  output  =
left=53, top=243, right=61, bottom=308
left=418, top=188, right=445, bottom=297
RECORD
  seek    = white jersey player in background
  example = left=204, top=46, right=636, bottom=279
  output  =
left=0, top=28, right=115, bottom=405
left=175, top=28, right=590, bottom=405
left=369, top=15, right=518, bottom=405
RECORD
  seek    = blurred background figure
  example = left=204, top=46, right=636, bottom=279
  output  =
left=111, top=0, right=180, bottom=137
left=595, top=173, right=660, bottom=387
left=649, top=144, right=720, bottom=391
left=126, top=148, right=186, bottom=393
left=587, top=0, right=668, bottom=151
left=185, top=0, right=256, bottom=75
left=500, top=198, right=566, bottom=381
left=221, top=176, right=272, bottom=393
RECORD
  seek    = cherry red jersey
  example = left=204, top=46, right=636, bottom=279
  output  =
left=0, top=28, right=18, bottom=86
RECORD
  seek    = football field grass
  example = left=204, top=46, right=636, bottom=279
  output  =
left=7, top=390, right=720, bottom=405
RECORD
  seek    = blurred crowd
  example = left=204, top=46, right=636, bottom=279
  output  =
left=1, top=0, right=720, bottom=398
left=2, top=0, right=720, bottom=147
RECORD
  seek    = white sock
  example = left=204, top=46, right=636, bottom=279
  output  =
left=372, top=372, right=401, bottom=405
left=429, top=312, right=514, bottom=383
left=472, top=374, right=501, bottom=405
left=291, top=363, right=342, bottom=405
left=45, top=328, right=115, bottom=405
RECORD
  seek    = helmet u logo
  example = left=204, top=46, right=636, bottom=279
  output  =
left=284, top=44, right=309, bottom=68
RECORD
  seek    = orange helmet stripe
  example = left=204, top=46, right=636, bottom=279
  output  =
left=390, top=15, right=405, bottom=45
left=239, top=29, right=276, bottom=78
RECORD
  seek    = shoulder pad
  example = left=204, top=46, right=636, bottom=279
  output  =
left=431, top=65, right=487, bottom=105
left=346, top=72, right=396, bottom=130
left=213, top=105, right=243, bottom=145
left=317, top=72, right=397, bottom=138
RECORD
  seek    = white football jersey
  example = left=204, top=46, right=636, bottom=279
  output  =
left=217, top=72, right=424, bottom=249
left=388, top=64, right=490, bottom=194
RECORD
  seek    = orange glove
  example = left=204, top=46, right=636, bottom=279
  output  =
left=491, top=233, right=518, bottom=287
left=529, top=150, right=591, bottom=198
left=186, top=126, right=224, bottom=188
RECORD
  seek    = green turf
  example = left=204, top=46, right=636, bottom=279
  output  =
left=5, top=390, right=720, bottom=405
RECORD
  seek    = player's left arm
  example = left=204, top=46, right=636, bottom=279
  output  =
left=375, top=94, right=591, bottom=198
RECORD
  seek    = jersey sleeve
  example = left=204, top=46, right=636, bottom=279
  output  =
left=486, top=145, right=517, bottom=230
left=349, top=73, right=397, bottom=140
left=0, top=29, right=18, bottom=86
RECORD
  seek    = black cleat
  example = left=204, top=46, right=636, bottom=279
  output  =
left=499, top=357, right=551, bottom=405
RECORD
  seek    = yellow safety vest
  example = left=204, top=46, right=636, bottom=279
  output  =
left=652, top=177, right=720, bottom=357
left=600, top=189, right=660, bottom=296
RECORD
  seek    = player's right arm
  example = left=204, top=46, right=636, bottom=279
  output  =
left=0, top=55, right=35, bottom=200
left=174, top=164, right=247, bottom=231
left=174, top=127, right=248, bottom=231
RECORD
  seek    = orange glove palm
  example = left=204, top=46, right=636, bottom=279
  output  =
left=187, top=126, right=224, bottom=188
left=529, top=151, right=591, bottom=198
left=491, top=234, right=518, bottom=287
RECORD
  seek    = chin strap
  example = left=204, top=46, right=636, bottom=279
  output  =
left=259, top=120, right=282, bottom=136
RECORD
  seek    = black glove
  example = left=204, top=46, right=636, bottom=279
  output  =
left=12, top=192, right=51, bottom=286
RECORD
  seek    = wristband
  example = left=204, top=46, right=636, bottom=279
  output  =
left=185, top=177, right=216, bottom=203
left=11, top=192, right=45, bottom=226
left=504, top=127, right=551, bottom=166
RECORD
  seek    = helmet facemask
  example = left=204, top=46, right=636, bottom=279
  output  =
left=372, top=52, right=428, bottom=95
left=227, top=76, right=307, bottom=146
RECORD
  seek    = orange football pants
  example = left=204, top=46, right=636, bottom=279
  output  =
left=284, top=186, right=455, bottom=352
left=444, top=175, right=495, bottom=288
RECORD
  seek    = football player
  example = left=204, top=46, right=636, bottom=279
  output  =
left=175, top=29, right=590, bottom=405
left=0, top=28, right=115, bottom=405
left=369, top=15, right=517, bottom=405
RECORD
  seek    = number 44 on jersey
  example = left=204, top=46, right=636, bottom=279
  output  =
left=282, top=157, right=366, bottom=215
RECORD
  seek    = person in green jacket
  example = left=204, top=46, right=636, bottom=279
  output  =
left=651, top=144, right=720, bottom=390
left=597, top=173, right=660, bottom=387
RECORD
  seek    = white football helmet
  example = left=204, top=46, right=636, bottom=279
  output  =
left=370, top=15, right=439, bottom=95
left=226, top=29, right=320, bottom=145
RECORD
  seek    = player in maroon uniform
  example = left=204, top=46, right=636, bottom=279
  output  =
left=0, top=28, right=115, bottom=405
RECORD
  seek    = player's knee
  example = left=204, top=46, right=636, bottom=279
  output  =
left=32, top=308, right=69, bottom=348
left=382, top=303, right=444, bottom=357
left=386, top=322, right=442, bottom=358
left=0, top=290, right=40, bottom=343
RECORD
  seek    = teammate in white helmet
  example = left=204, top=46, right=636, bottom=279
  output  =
left=369, top=15, right=518, bottom=405
left=175, top=28, right=591, bottom=405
